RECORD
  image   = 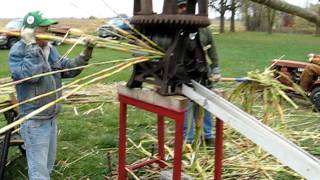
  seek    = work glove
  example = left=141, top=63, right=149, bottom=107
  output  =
left=308, top=53, right=320, bottom=65
left=79, top=37, right=97, bottom=62
left=308, top=53, right=315, bottom=62
left=208, top=66, right=221, bottom=82
left=21, top=27, right=36, bottom=45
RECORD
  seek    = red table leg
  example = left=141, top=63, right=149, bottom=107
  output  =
left=172, top=114, right=184, bottom=180
left=117, top=94, right=186, bottom=179
left=214, top=118, right=224, bottom=180
left=118, top=102, right=127, bottom=180
left=157, top=115, right=166, bottom=168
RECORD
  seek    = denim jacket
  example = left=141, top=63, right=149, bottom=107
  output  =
left=9, top=40, right=88, bottom=120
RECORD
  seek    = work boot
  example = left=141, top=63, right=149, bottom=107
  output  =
left=204, top=138, right=215, bottom=147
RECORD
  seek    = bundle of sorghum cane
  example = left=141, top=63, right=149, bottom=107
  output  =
left=228, top=66, right=308, bottom=123
left=0, top=25, right=164, bottom=134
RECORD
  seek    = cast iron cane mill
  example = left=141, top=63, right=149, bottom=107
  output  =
left=127, top=0, right=211, bottom=95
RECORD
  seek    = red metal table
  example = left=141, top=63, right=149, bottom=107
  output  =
left=118, top=94, right=187, bottom=180
left=117, top=93, right=224, bottom=180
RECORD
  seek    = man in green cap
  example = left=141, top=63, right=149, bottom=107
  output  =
left=177, top=0, right=221, bottom=146
left=8, top=11, right=95, bottom=179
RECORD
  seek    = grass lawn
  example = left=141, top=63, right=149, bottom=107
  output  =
left=0, top=32, right=320, bottom=179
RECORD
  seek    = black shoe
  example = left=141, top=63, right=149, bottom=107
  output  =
left=204, top=138, right=215, bottom=147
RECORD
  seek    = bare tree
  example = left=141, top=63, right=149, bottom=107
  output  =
left=313, top=4, right=320, bottom=35
left=209, top=0, right=230, bottom=33
left=267, top=8, right=276, bottom=34
left=241, top=0, right=273, bottom=32
left=242, top=0, right=251, bottom=31
left=230, top=0, right=241, bottom=32
left=249, top=0, right=320, bottom=35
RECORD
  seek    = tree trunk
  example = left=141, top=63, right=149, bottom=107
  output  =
left=316, top=6, right=320, bottom=36
left=249, top=0, right=320, bottom=25
left=220, top=12, right=225, bottom=33
left=243, top=1, right=252, bottom=31
left=230, top=13, right=235, bottom=32
left=219, top=0, right=226, bottom=33
left=316, top=25, right=320, bottom=36
left=230, top=0, right=236, bottom=32
left=256, top=6, right=263, bottom=31
left=267, top=8, right=276, bottom=34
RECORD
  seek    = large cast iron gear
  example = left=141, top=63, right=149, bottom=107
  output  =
left=131, top=14, right=210, bottom=27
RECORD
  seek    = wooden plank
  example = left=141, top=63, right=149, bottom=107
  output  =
left=117, top=85, right=188, bottom=111
left=182, top=81, right=320, bottom=180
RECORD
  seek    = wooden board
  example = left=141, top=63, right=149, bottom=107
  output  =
left=117, top=85, right=188, bottom=111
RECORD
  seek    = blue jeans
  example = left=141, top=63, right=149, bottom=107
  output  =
left=184, top=102, right=214, bottom=143
left=20, top=118, right=57, bottom=180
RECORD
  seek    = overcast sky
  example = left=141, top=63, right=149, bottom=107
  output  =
left=0, top=0, right=318, bottom=19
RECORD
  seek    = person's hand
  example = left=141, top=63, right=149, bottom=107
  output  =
left=79, top=37, right=97, bottom=62
left=20, top=27, right=36, bottom=45
left=209, top=73, right=221, bottom=82
left=83, top=37, right=97, bottom=49
left=307, top=53, right=320, bottom=62
left=308, top=53, right=315, bottom=62
left=208, top=66, right=221, bottom=82
left=308, top=53, right=315, bottom=58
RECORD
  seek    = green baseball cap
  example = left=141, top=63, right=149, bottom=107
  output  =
left=23, top=11, right=57, bottom=28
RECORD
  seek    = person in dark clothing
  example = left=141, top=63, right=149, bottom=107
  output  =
left=177, top=0, right=221, bottom=145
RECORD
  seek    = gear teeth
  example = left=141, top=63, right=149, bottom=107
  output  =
left=131, top=15, right=210, bottom=28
